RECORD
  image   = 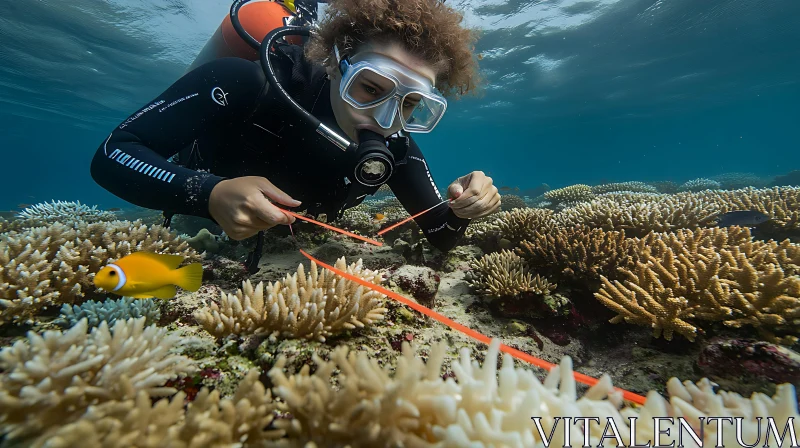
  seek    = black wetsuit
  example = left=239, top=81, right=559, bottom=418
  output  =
left=90, top=44, right=470, bottom=252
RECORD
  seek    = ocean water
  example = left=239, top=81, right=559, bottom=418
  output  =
left=0, top=0, right=798, bottom=210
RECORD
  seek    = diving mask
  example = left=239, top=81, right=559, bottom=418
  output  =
left=335, top=46, right=447, bottom=133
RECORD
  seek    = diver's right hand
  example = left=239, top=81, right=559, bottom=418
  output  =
left=208, top=176, right=301, bottom=240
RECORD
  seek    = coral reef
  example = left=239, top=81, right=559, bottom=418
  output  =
left=591, top=181, right=658, bottom=194
left=267, top=338, right=800, bottom=447
left=648, top=180, right=679, bottom=194
left=14, top=367, right=282, bottom=448
left=517, top=225, right=642, bottom=283
left=595, top=227, right=800, bottom=343
left=0, top=220, right=200, bottom=325
left=0, top=318, right=196, bottom=445
left=710, top=187, right=800, bottom=236
left=678, top=178, right=721, bottom=192
left=54, top=297, right=161, bottom=329
left=465, top=250, right=555, bottom=299
left=465, top=207, right=556, bottom=247
left=543, top=184, right=595, bottom=207
left=194, top=258, right=388, bottom=342
left=711, top=172, right=768, bottom=190
left=555, top=192, right=720, bottom=236
left=15, top=200, right=117, bottom=226
left=499, top=193, right=527, bottom=211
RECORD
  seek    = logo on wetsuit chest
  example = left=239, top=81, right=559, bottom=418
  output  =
left=211, top=87, right=229, bottom=106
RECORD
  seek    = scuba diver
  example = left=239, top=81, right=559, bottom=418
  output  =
left=90, top=0, right=500, bottom=265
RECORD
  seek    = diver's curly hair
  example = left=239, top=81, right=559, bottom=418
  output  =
left=305, top=0, right=481, bottom=97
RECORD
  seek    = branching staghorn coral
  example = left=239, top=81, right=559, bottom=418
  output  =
left=0, top=220, right=201, bottom=325
left=38, top=369, right=284, bottom=448
left=555, top=192, right=722, bottom=236
left=465, top=249, right=555, bottom=299
left=0, top=318, right=196, bottom=445
left=16, top=200, right=118, bottom=225
left=54, top=297, right=161, bottom=329
left=517, top=225, right=644, bottom=283
left=707, top=186, right=800, bottom=233
left=500, top=194, right=527, bottom=211
left=194, top=257, right=388, bottom=342
left=595, top=227, right=800, bottom=343
left=267, top=339, right=799, bottom=448
left=465, top=207, right=556, bottom=245
left=543, top=184, right=595, bottom=207
left=711, top=172, right=768, bottom=190
left=679, top=178, right=722, bottom=192
left=591, top=181, right=659, bottom=194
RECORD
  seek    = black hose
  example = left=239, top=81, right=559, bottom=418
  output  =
left=230, top=0, right=261, bottom=51
left=259, top=26, right=322, bottom=129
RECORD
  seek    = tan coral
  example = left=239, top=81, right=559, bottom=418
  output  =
left=543, top=184, right=595, bottom=206
left=517, top=225, right=644, bottom=282
left=0, top=220, right=201, bottom=325
left=465, top=208, right=556, bottom=246
left=595, top=227, right=800, bottom=343
left=591, top=181, right=659, bottom=194
left=40, top=369, right=284, bottom=448
left=465, top=250, right=555, bottom=299
left=0, top=318, right=196, bottom=444
left=707, top=186, right=800, bottom=233
left=555, top=193, right=721, bottom=236
left=194, top=257, right=388, bottom=342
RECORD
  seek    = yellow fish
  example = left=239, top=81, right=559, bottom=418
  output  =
left=93, top=252, right=203, bottom=299
left=375, top=213, right=386, bottom=221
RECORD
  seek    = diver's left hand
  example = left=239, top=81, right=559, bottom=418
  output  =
left=447, top=171, right=501, bottom=219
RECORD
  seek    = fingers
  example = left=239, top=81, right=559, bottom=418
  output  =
left=448, top=182, right=464, bottom=200
left=450, top=172, right=492, bottom=211
left=255, top=177, right=302, bottom=207
left=249, top=194, right=295, bottom=227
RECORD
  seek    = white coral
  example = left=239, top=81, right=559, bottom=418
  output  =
left=0, top=318, right=196, bottom=443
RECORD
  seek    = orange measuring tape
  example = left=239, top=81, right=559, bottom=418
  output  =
left=274, top=205, right=648, bottom=405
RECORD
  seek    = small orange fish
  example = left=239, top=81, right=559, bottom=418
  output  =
left=375, top=213, right=386, bottom=221
left=93, top=251, right=203, bottom=299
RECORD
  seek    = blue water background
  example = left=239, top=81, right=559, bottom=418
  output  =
left=0, top=0, right=798, bottom=211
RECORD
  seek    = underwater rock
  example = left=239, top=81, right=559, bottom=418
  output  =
left=187, top=228, right=221, bottom=254
left=200, top=257, right=249, bottom=290
left=310, top=240, right=349, bottom=260
left=160, top=285, right=224, bottom=327
left=387, top=265, right=440, bottom=308
left=697, top=338, right=800, bottom=386
left=440, top=245, right=483, bottom=272
left=170, top=215, right=223, bottom=239
left=391, top=238, right=410, bottom=254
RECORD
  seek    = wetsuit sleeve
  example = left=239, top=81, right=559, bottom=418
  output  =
left=90, top=58, right=267, bottom=220
left=387, top=137, right=471, bottom=252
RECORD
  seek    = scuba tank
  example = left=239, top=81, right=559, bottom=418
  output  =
left=186, top=0, right=312, bottom=73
